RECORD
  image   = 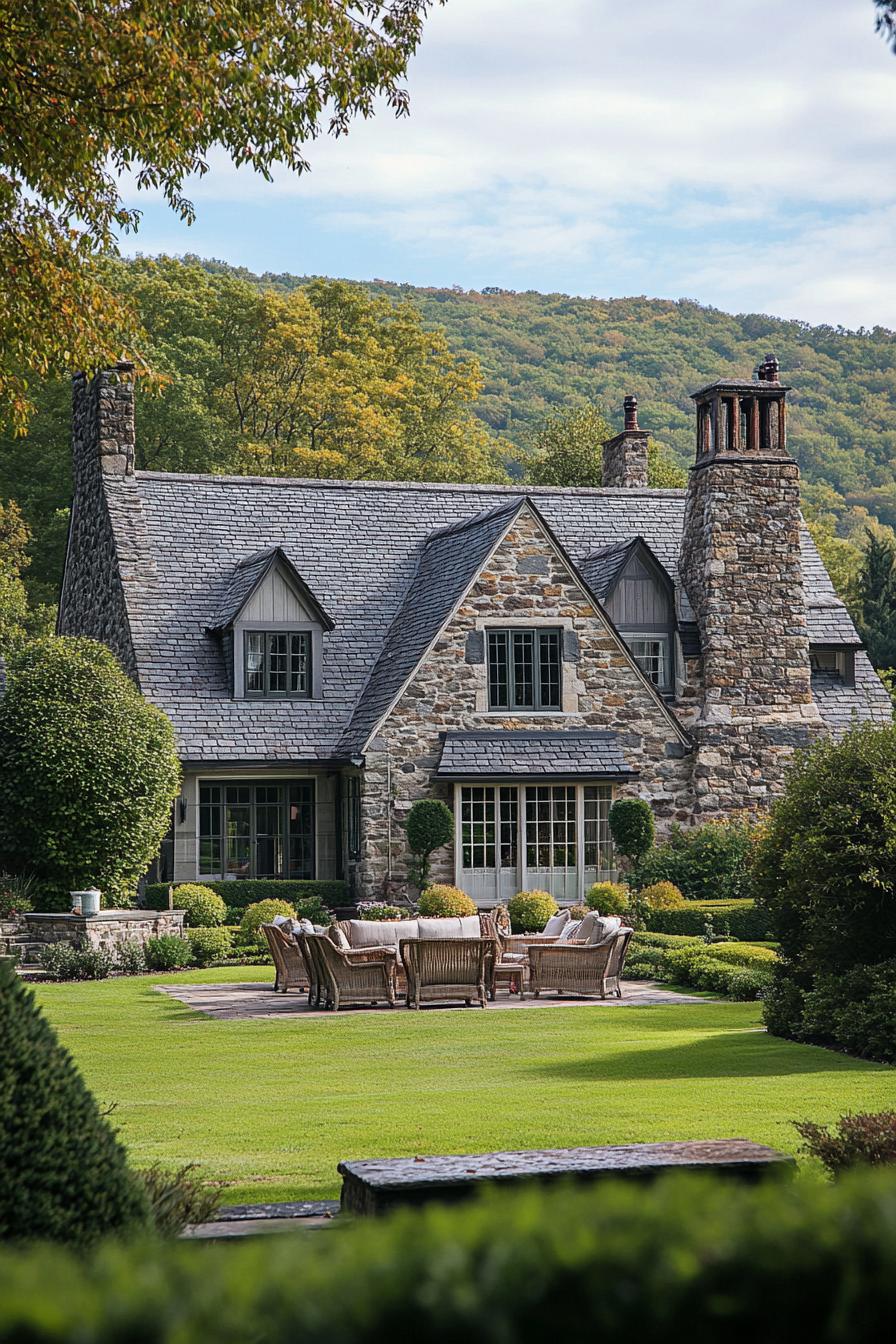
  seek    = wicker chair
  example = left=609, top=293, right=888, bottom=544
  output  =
left=296, top=931, right=325, bottom=1007
left=527, top=930, right=633, bottom=1000
left=262, top=923, right=310, bottom=994
left=400, top=937, right=490, bottom=1010
left=311, top=933, right=397, bottom=1012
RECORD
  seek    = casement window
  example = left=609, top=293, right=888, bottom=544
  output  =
left=198, top=781, right=315, bottom=880
left=244, top=631, right=312, bottom=698
left=626, top=635, right=671, bottom=691
left=487, top=628, right=562, bottom=711
left=344, top=775, right=361, bottom=861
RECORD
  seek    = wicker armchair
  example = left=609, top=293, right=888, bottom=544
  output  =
left=296, top=931, right=325, bottom=1008
left=311, top=933, right=397, bottom=1011
left=528, top=930, right=633, bottom=1000
left=262, top=923, right=310, bottom=995
left=400, top=937, right=490, bottom=1010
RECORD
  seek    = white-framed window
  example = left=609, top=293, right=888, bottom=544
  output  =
left=244, top=630, right=312, bottom=698
left=626, top=634, right=671, bottom=691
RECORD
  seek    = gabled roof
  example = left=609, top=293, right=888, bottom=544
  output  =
left=436, top=730, right=638, bottom=780
left=581, top=536, right=674, bottom=603
left=94, top=471, right=879, bottom=762
left=208, top=545, right=335, bottom=634
left=811, top=654, right=894, bottom=736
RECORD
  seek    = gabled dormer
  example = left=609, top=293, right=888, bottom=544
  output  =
left=582, top=538, right=677, bottom=694
left=208, top=547, right=334, bottom=700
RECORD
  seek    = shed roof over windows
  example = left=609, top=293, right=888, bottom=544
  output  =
left=435, top=730, right=639, bottom=780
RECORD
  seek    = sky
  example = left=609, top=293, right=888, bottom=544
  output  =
left=121, top=0, right=896, bottom=330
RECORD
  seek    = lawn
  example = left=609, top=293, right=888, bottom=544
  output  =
left=34, top=966, right=896, bottom=1204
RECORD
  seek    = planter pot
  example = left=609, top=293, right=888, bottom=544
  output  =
left=71, top=889, right=101, bottom=917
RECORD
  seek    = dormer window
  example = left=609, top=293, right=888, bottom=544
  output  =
left=627, top=635, right=671, bottom=692
left=245, top=631, right=312, bottom=698
left=487, top=628, right=562, bottom=711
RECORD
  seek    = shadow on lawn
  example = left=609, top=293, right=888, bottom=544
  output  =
left=530, top=1030, right=881, bottom=1082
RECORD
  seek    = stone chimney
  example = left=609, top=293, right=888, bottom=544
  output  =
left=679, top=354, right=823, bottom=812
left=72, top=361, right=136, bottom=484
left=602, top=396, right=649, bottom=488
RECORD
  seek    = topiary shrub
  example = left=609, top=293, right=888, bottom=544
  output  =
left=417, top=884, right=477, bottom=917
left=585, top=881, right=629, bottom=915
left=608, top=798, right=654, bottom=865
left=0, top=639, right=180, bottom=909
left=405, top=799, right=454, bottom=890
left=638, top=880, right=686, bottom=911
left=145, top=934, right=193, bottom=972
left=631, top=818, right=754, bottom=902
left=39, top=941, right=114, bottom=981
left=753, top=723, right=896, bottom=1053
left=0, top=957, right=149, bottom=1243
left=186, top=927, right=233, bottom=967
left=239, top=899, right=297, bottom=950
left=506, top=890, right=558, bottom=933
left=172, top=884, right=228, bottom=928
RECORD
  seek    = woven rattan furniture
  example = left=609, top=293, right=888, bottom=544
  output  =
left=296, top=931, right=326, bottom=1007
left=262, top=923, right=310, bottom=994
left=527, top=929, right=633, bottom=1000
left=311, top=933, right=397, bottom=1012
left=400, top=937, right=490, bottom=1010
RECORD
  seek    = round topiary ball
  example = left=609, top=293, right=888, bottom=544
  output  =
left=173, top=883, right=227, bottom=928
left=0, top=958, right=150, bottom=1243
left=239, top=899, right=297, bottom=950
left=585, top=881, right=630, bottom=915
left=638, top=881, right=686, bottom=911
left=506, top=889, right=558, bottom=933
left=417, top=885, right=477, bottom=917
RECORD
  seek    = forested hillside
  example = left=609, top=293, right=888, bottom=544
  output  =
left=2, top=255, right=896, bottom=616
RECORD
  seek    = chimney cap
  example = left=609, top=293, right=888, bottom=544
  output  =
left=623, top=394, right=639, bottom=431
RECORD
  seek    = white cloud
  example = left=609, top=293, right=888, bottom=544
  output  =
left=119, top=0, right=896, bottom=326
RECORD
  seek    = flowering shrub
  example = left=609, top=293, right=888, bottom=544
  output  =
left=637, top=881, right=685, bottom=911
left=417, top=885, right=476, bottom=917
left=358, top=903, right=404, bottom=921
left=507, top=890, right=558, bottom=933
left=145, top=935, right=192, bottom=972
left=585, top=881, right=629, bottom=915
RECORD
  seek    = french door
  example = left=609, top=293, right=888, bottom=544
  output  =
left=456, top=782, right=613, bottom=907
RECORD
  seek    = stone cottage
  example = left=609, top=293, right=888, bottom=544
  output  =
left=58, top=357, right=892, bottom=904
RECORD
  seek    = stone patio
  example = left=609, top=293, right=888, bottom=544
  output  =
left=155, top=978, right=709, bottom=1021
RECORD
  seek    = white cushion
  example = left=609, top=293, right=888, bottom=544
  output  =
left=543, top=910, right=571, bottom=936
left=293, top=918, right=314, bottom=935
left=271, top=914, right=291, bottom=927
left=345, top=918, right=419, bottom=948
left=578, top=913, right=623, bottom=946
left=557, top=919, right=582, bottom=943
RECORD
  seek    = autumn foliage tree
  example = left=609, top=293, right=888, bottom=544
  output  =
left=0, top=0, right=440, bottom=430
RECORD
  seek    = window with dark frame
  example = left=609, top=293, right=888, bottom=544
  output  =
left=487, top=628, right=562, bottom=711
left=198, top=780, right=315, bottom=880
left=244, top=630, right=312, bottom=698
left=345, top=775, right=361, bottom=860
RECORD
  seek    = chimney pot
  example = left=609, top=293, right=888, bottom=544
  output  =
left=623, top=395, right=639, bottom=431
left=763, top=353, right=780, bottom=384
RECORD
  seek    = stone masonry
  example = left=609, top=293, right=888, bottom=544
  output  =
left=354, top=506, right=694, bottom=898
left=602, top=395, right=649, bottom=489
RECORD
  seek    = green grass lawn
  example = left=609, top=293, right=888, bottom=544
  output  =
left=33, top=966, right=896, bottom=1204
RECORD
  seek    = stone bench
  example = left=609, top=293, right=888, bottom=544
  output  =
left=338, top=1140, right=794, bottom=1216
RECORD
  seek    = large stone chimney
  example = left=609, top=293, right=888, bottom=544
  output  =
left=602, top=395, right=649, bottom=488
left=679, top=355, right=823, bottom=811
left=72, top=361, right=136, bottom=483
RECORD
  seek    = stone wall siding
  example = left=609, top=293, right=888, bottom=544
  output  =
left=57, top=368, right=138, bottom=678
left=679, top=457, right=825, bottom=812
left=23, top=910, right=185, bottom=953
left=353, top=507, right=694, bottom=899
left=602, top=431, right=649, bottom=489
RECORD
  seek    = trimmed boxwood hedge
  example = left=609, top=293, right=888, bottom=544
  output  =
left=644, top=899, right=770, bottom=941
left=1, top=1172, right=896, bottom=1338
left=143, top=879, right=346, bottom=913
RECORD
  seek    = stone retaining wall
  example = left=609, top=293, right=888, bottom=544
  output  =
left=23, top=909, right=185, bottom=953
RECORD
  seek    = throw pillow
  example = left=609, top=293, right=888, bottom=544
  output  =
left=543, top=910, right=570, bottom=936
left=557, top=919, right=582, bottom=943
left=331, top=927, right=351, bottom=951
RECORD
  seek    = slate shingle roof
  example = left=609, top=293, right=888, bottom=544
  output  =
left=579, top=540, right=638, bottom=600
left=436, top=730, right=638, bottom=779
left=100, top=471, right=881, bottom=762
left=810, top=655, right=894, bottom=735
left=208, top=545, right=335, bottom=634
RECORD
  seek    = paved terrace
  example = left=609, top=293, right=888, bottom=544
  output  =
left=156, top=979, right=708, bottom=1021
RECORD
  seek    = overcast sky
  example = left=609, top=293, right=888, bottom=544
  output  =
left=123, top=0, right=896, bottom=329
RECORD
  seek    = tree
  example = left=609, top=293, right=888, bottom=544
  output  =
left=856, top=529, right=896, bottom=670
left=608, top=798, right=655, bottom=866
left=0, top=1, right=440, bottom=431
left=527, top=405, right=686, bottom=488
left=0, top=957, right=150, bottom=1243
left=405, top=799, right=454, bottom=891
left=0, top=638, right=181, bottom=908
left=0, top=500, right=53, bottom=655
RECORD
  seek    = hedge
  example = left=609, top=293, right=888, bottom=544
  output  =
left=644, top=899, right=771, bottom=941
left=624, top=933, right=777, bottom=1000
left=2, top=1172, right=896, bottom=1338
left=143, top=879, right=346, bottom=913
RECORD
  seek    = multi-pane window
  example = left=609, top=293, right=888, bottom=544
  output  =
left=627, top=636, right=670, bottom=691
left=525, top=785, right=576, bottom=870
left=344, top=775, right=361, bottom=861
left=244, top=631, right=312, bottom=698
left=460, top=787, right=496, bottom=870
left=583, top=785, right=612, bottom=872
left=199, top=781, right=314, bottom=880
left=487, top=628, right=562, bottom=711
